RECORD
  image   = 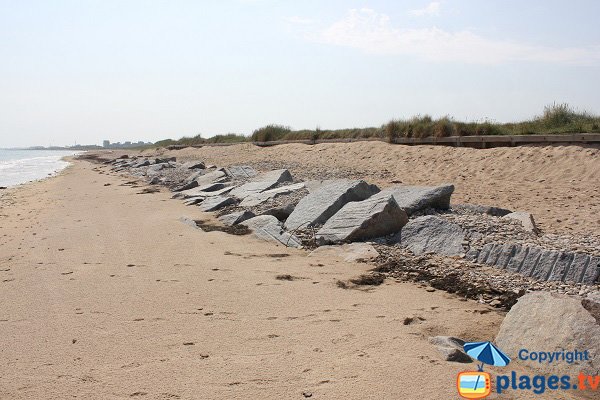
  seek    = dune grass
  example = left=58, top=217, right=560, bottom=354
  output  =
left=159, top=103, right=600, bottom=146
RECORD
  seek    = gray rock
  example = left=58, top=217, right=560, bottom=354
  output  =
left=308, top=243, right=380, bottom=263
left=485, top=243, right=505, bottom=265
left=519, top=246, right=543, bottom=277
left=565, top=253, right=593, bottom=283
left=218, top=210, right=256, bottom=226
left=182, top=161, right=206, bottom=170
left=131, top=159, right=151, bottom=168
left=155, top=157, right=176, bottom=163
left=401, top=216, right=465, bottom=256
left=147, top=163, right=170, bottom=173
left=173, top=169, right=226, bottom=192
left=178, top=185, right=234, bottom=199
left=471, top=243, right=598, bottom=284
left=225, top=165, right=258, bottom=179
left=530, top=250, right=559, bottom=280
left=179, top=216, right=199, bottom=229
left=241, top=215, right=302, bottom=248
left=548, top=252, right=575, bottom=281
left=172, top=178, right=199, bottom=192
left=259, top=203, right=296, bottom=221
left=476, top=243, right=494, bottom=264
left=502, top=211, right=540, bottom=234
left=303, top=180, right=330, bottom=193
left=198, top=196, right=237, bottom=212
left=284, top=180, right=380, bottom=230
left=149, top=176, right=161, bottom=185
left=230, top=169, right=293, bottom=199
left=452, top=203, right=513, bottom=217
left=494, top=244, right=520, bottom=268
left=183, top=197, right=203, bottom=206
left=505, top=246, right=530, bottom=272
left=465, top=248, right=480, bottom=261
left=240, top=183, right=305, bottom=207
left=195, top=169, right=227, bottom=187
left=196, top=182, right=227, bottom=192
left=496, top=292, right=600, bottom=375
left=316, top=194, right=408, bottom=244
left=429, top=336, right=472, bottom=363
left=184, top=170, right=205, bottom=183
left=378, top=184, right=454, bottom=215
left=582, top=256, right=600, bottom=284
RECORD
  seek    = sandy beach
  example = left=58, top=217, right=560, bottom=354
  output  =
left=1, top=143, right=596, bottom=399
left=0, top=158, right=501, bottom=399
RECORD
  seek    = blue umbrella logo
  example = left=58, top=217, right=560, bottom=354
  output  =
left=464, top=341, right=511, bottom=371
left=460, top=342, right=510, bottom=399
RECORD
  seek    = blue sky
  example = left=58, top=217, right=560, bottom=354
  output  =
left=1, top=0, right=599, bottom=147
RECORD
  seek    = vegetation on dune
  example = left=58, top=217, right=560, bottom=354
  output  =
left=158, top=103, right=600, bottom=146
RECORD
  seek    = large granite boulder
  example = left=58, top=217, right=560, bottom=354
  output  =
left=195, top=169, right=228, bottom=187
left=230, top=169, right=293, bottom=199
left=496, top=292, right=600, bottom=375
left=131, top=159, right=151, bottom=168
left=182, top=161, right=206, bottom=170
left=401, top=215, right=465, bottom=256
left=218, top=210, right=256, bottom=226
left=315, top=194, right=408, bottom=244
left=198, top=196, right=237, bottom=212
left=378, top=184, right=454, bottom=215
left=240, top=183, right=305, bottom=207
left=241, top=215, right=302, bottom=248
left=176, top=184, right=234, bottom=199
left=259, top=203, right=296, bottom=221
left=284, top=180, right=380, bottom=231
left=225, top=165, right=258, bottom=180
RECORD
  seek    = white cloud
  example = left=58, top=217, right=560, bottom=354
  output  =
left=410, top=1, right=441, bottom=17
left=318, top=9, right=600, bottom=65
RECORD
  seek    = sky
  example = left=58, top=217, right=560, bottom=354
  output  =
left=1, top=0, right=599, bottom=147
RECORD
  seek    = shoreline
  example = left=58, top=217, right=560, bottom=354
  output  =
left=0, top=150, right=81, bottom=188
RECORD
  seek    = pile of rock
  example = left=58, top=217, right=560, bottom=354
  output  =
left=104, top=155, right=600, bottom=289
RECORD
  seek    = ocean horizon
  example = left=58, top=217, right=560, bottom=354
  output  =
left=0, top=149, right=81, bottom=187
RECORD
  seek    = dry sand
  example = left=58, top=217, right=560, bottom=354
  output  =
left=0, top=152, right=593, bottom=399
left=161, top=142, right=600, bottom=235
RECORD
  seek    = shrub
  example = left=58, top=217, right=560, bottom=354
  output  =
left=541, top=102, right=578, bottom=127
left=385, top=120, right=403, bottom=143
left=205, top=134, right=248, bottom=144
left=432, top=117, right=454, bottom=138
left=251, top=124, right=291, bottom=142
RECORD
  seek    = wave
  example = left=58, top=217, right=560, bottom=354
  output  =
left=0, top=150, right=81, bottom=187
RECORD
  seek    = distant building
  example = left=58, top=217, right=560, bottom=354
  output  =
left=100, top=140, right=153, bottom=149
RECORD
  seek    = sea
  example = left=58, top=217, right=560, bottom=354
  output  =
left=0, top=149, right=81, bottom=187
